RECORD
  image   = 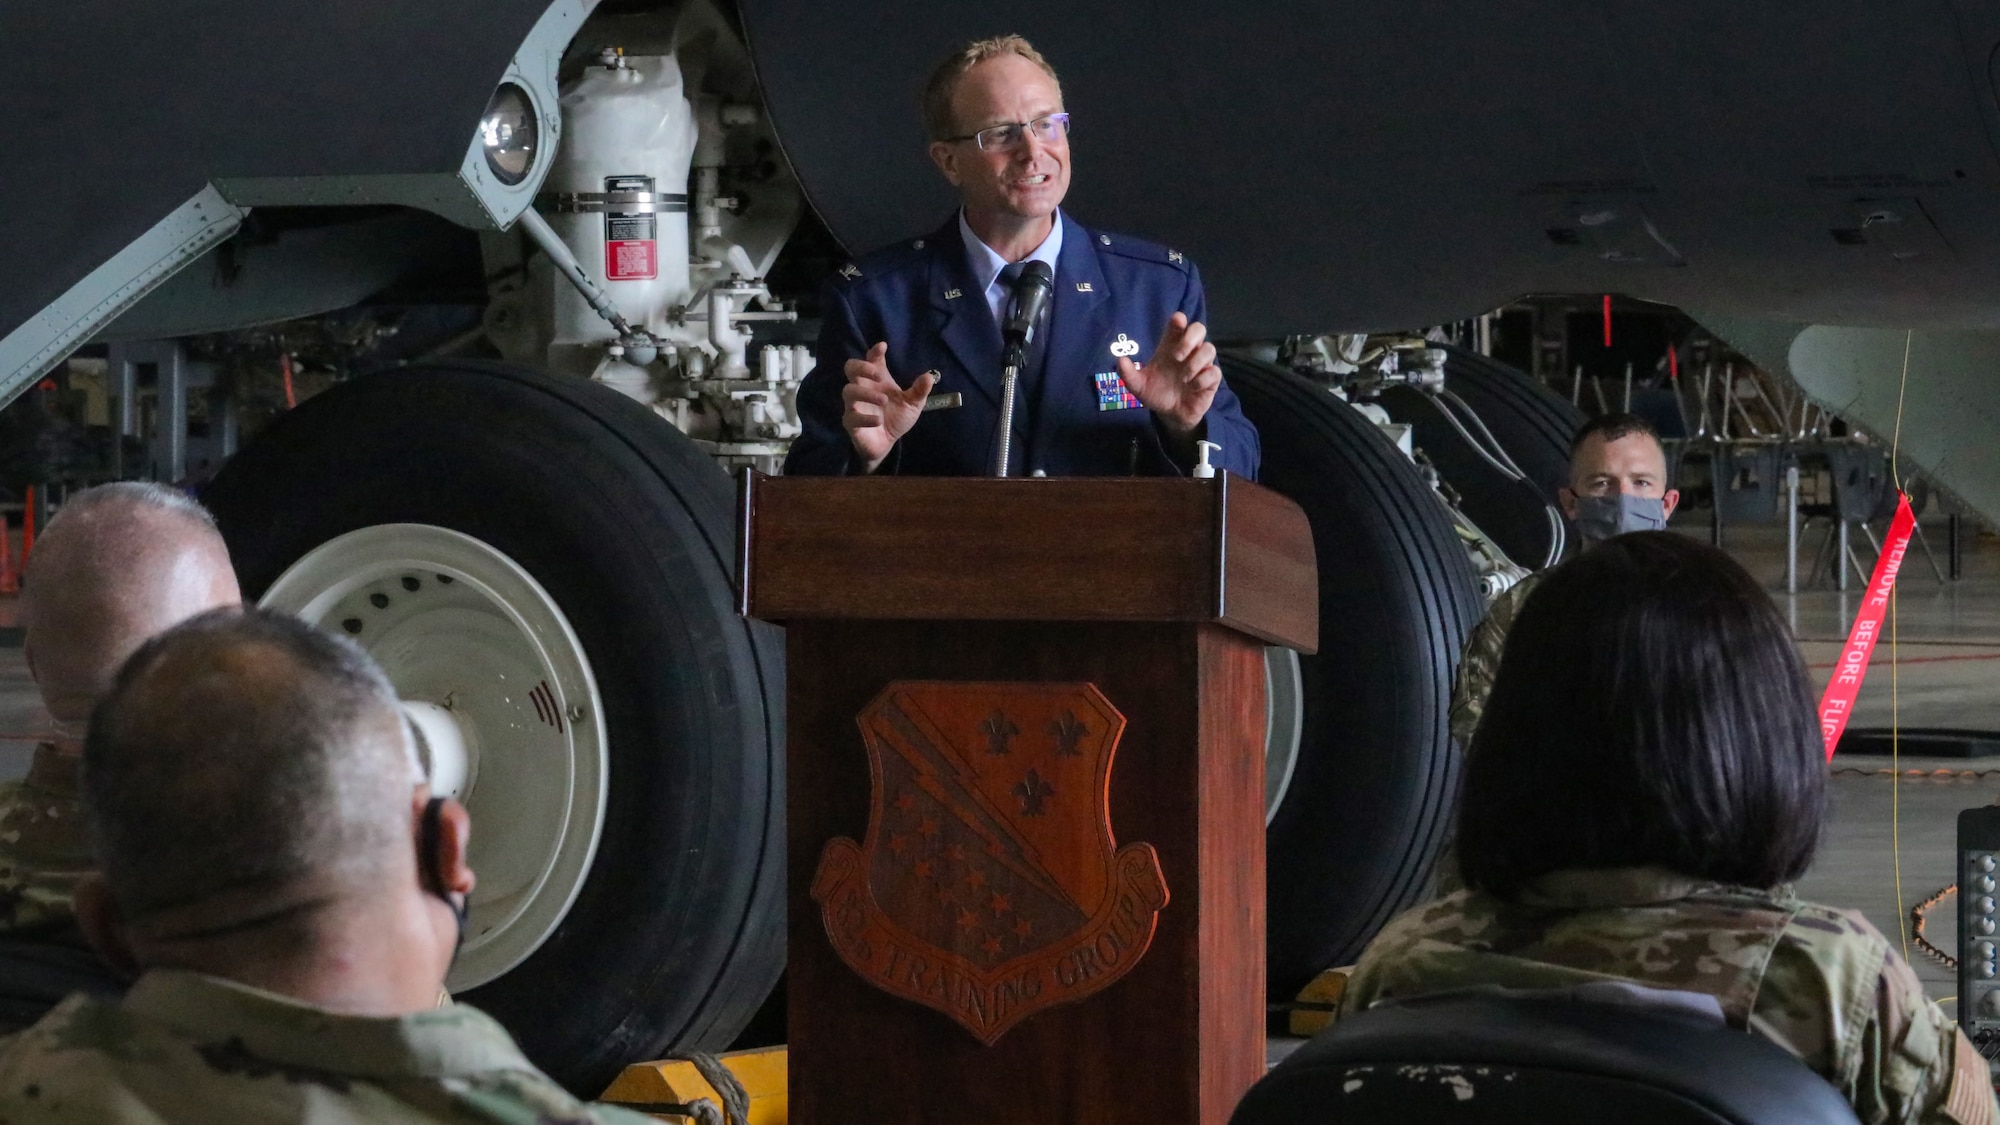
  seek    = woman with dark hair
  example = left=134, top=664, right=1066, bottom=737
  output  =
left=1338, top=532, right=1994, bottom=1125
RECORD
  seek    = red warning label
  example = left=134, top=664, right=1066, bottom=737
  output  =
left=607, top=238, right=657, bottom=280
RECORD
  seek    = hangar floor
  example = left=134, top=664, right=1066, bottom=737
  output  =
left=1727, top=516, right=2000, bottom=1004
left=0, top=514, right=1988, bottom=1024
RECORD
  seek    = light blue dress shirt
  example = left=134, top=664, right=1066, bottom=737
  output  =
left=957, top=210, right=1065, bottom=328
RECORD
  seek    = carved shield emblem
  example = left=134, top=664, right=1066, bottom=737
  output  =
left=811, top=682, right=1169, bottom=1045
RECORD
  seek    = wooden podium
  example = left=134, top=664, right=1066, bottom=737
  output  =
left=741, top=474, right=1317, bottom=1125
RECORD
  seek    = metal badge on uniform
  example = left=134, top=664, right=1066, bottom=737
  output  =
left=1094, top=372, right=1142, bottom=411
left=943, top=288, right=962, bottom=300
left=1168, top=249, right=1184, bottom=263
left=1074, top=282, right=1094, bottom=292
left=919, top=371, right=960, bottom=413
left=1108, top=333, right=1141, bottom=359
left=839, top=263, right=862, bottom=279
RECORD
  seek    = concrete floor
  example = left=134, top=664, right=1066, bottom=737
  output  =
left=0, top=514, right=1991, bottom=1017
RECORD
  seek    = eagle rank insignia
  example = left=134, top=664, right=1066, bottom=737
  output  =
left=811, top=682, right=1169, bottom=1045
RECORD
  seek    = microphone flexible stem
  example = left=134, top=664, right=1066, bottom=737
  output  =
left=993, top=364, right=1020, bottom=477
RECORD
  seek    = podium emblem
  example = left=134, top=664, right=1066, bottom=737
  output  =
left=812, top=682, right=1169, bottom=1045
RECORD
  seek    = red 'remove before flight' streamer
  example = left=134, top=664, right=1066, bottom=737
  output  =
left=1818, top=492, right=1917, bottom=759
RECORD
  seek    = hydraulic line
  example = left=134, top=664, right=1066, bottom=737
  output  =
left=1440, top=388, right=1532, bottom=479
left=1429, top=387, right=1568, bottom=567
left=1429, top=388, right=1525, bottom=482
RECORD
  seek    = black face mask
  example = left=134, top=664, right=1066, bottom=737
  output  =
left=419, top=797, right=469, bottom=965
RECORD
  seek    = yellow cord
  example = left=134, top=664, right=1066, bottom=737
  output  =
left=1889, top=330, right=1911, bottom=964
left=1890, top=331, right=1910, bottom=492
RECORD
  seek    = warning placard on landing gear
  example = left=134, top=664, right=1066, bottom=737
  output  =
left=604, top=174, right=658, bottom=281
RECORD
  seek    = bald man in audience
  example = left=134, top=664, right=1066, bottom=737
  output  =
left=0, top=485, right=237, bottom=971
left=0, top=608, right=651, bottom=1123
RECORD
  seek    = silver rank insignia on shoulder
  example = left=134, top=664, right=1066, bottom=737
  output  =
left=1109, top=333, right=1141, bottom=358
left=943, top=288, right=962, bottom=299
left=1168, top=249, right=1184, bottom=263
left=1099, top=234, right=1111, bottom=245
left=839, top=263, right=862, bottom=279
left=1075, top=282, right=1094, bottom=292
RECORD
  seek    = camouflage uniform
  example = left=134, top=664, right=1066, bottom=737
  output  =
left=0, top=969, right=656, bottom=1123
left=0, top=745, right=93, bottom=942
left=1431, top=573, right=1545, bottom=894
left=1446, top=570, right=1545, bottom=754
left=1341, top=866, right=1999, bottom=1125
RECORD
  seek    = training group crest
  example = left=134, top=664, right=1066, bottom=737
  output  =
left=811, top=681, right=1169, bottom=1045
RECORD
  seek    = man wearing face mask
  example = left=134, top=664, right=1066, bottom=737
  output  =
left=1448, top=413, right=1680, bottom=751
left=0, top=608, right=651, bottom=1123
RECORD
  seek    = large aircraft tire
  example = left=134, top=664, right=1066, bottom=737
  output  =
left=204, top=361, right=784, bottom=1096
left=1380, top=345, right=1584, bottom=568
left=1222, top=355, right=1485, bottom=996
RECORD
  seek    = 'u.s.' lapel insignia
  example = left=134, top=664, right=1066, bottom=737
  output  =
left=839, top=263, right=863, bottom=280
left=943, top=288, right=962, bottom=300
left=811, top=682, right=1169, bottom=1045
left=1074, top=281, right=1094, bottom=293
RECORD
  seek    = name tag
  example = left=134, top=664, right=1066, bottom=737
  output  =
left=1094, top=372, right=1142, bottom=411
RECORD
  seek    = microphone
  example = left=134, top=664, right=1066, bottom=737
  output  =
left=1001, top=260, right=1055, bottom=364
left=991, top=259, right=1054, bottom=478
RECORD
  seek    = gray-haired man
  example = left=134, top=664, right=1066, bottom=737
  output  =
left=0, top=483, right=239, bottom=1027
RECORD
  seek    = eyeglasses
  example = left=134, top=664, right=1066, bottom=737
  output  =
left=946, top=112, right=1071, bottom=152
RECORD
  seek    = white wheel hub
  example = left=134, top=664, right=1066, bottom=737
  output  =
left=400, top=700, right=472, bottom=800
left=260, top=524, right=609, bottom=990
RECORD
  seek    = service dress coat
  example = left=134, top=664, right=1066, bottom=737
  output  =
left=784, top=211, right=1261, bottom=479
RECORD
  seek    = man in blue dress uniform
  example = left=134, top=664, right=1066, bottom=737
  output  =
left=784, top=35, right=1260, bottom=478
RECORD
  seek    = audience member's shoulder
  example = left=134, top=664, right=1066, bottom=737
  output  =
left=1371, top=884, right=1492, bottom=945
left=452, top=1068, right=661, bottom=1124
left=1759, top=898, right=1894, bottom=1006
left=394, top=1001, right=657, bottom=1122
left=1782, top=898, right=1895, bottom=951
left=0, top=991, right=655, bottom=1123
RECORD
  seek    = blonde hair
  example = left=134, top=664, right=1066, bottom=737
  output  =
left=922, top=35, right=1063, bottom=141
